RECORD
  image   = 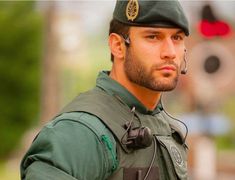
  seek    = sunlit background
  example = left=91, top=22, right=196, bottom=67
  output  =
left=1, top=1, right=235, bottom=179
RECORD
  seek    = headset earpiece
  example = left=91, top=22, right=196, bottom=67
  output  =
left=121, top=34, right=130, bottom=46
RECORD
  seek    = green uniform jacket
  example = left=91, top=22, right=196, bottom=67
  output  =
left=21, top=71, right=188, bottom=180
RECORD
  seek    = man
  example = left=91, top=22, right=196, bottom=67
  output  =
left=21, top=0, right=189, bottom=179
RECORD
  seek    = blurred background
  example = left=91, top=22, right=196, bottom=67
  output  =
left=0, top=1, right=235, bottom=179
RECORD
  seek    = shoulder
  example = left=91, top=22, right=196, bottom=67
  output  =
left=51, top=112, right=113, bottom=138
left=21, top=112, right=117, bottom=180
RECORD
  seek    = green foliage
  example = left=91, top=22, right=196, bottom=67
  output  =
left=0, top=162, right=19, bottom=180
left=61, top=34, right=111, bottom=105
left=217, top=95, right=235, bottom=150
left=0, top=1, right=43, bottom=159
left=216, top=133, right=235, bottom=150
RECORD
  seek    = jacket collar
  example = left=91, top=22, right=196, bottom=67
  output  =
left=96, top=71, right=161, bottom=115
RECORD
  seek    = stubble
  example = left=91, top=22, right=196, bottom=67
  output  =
left=124, top=49, right=179, bottom=91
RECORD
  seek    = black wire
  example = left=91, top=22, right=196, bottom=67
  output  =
left=160, top=97, right=188, bottom=144
left=120, top=107, right=136, bottom=146
left=143, top=135, right=157, bottom=180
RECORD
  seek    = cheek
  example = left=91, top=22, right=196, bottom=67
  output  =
left=132, top=42, right=161, bottom=63
left=179, top=52, right=185, bottom=66
left=175, top=46, right=185, bottom=64
left=127, top=47, right=150, bottom=72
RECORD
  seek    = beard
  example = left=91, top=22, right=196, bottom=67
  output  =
left=124, top=49, right=179, bottom=91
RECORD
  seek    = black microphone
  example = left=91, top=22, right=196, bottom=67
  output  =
left=181, top=60, right=187, bottom=74
left=181, top=49, right=187, bottom=75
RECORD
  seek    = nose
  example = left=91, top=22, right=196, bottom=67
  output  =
left=160, top=38, right=176, bottom=60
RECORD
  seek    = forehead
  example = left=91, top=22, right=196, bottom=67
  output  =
left=129, top=27, right=185, bottom=35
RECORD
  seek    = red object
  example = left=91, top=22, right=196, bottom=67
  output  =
left=199, top=20, right=231, bottom=38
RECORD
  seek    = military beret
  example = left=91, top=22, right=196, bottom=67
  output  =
left=113, top=0, right=189, bottom=36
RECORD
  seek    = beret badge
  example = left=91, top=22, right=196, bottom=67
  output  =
left=126, top=0, right=139, bottom=21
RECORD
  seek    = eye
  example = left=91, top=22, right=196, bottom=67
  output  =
left=146, top=34, right=160, bottom=40
left=172, top=34, right=184, bottom=41
left=147, top=35, right=156, bottom=39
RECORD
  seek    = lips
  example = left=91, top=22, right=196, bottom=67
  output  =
left=159, top=65, right=176, bottom=71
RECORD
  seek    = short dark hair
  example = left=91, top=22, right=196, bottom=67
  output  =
left=109, top=19, right=130, bottom=62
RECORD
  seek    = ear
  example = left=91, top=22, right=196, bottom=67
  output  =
left=109, top=33, right=125, bottom=61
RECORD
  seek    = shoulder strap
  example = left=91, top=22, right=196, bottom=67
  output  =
left=161, top=111, right=186, bottom=144
left=53, top=112, right=119, bottom=172
left=58, top=88, right=133, bottom=153
left=54, top=112, right=109, bottom=139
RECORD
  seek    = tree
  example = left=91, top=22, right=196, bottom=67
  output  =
left=0, top=1, right=43, bottom=159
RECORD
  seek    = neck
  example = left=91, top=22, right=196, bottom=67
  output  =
left=109, top=67, right=161, bottom=111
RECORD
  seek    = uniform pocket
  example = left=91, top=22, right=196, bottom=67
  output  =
left=156, top=136, right=188, bottom=180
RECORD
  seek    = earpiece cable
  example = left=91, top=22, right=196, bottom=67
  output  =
left=143, top=135, right=157, bottom=180
left=120, top=107, right=136, bottom=145
left=160, top=97, right=188, bottom=144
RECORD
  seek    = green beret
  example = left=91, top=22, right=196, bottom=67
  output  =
left=113, top=0, right=189, bottom=36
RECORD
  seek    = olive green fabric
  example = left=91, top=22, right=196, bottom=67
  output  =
left=21, top=71, right=188, bottom=179
left=113, top=0, right=189, bottom=36
left=95, top=71, right=162, bottom=115
left=21, top=112, right=117, bottom=180
left=60, top=71, right=188, bottom=179
left=23, top=161, right=78, bottom=180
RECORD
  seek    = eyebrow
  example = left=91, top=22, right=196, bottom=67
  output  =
left=175, top=29, right=185, bottom=35
left=140, top=29, right=185, bottom=35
